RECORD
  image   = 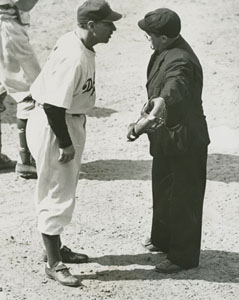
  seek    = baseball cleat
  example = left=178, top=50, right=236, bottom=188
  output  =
left=0, top=154, right=16, bottom=170
left=15, top=162, right=37, bottom=179
left=45, top=262, right=81, bottom=287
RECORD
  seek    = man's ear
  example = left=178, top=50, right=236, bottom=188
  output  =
left=87, top=20, right=96, bottom=33
left=161, top=35, right=168, bottom=43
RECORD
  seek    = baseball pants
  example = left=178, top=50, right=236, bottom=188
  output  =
left=26, top=106, right=86, bottom=235
left=0, top=18, right=41, bottom=119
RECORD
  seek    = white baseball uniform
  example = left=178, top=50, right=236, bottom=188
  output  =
left=0, top=0, right=41, bottom=119
left=26, top=29, right=96, bottom=235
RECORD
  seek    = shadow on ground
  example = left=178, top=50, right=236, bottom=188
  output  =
left=80, top=153, right=239, bottom=183
left=207, top=153, right=239, bottom=183
left=80, top=159, right=152, bottom=181
left=87, top=106, right=117, bottom=118
left=77, top=250, right=239, bottom=283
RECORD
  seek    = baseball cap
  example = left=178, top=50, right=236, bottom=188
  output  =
left=138, top=8, right=181, bottom=38
left=77, top=0, right=122, bottom=23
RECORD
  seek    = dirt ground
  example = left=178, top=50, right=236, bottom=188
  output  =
left=0, top=0, right=239, bottom=299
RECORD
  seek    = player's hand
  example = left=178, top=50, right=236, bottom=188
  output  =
left=58, top=145, right=75, bottom=164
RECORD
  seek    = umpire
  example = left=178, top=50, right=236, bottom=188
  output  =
left=132, top=8, right=210, bottom=273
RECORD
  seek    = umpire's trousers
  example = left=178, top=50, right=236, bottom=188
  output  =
left=151, top=146, right=208, bottom=269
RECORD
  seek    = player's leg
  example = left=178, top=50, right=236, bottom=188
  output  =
left=42, top=233, right=80, bottom=287
left=15, top=96, right=37, bottom=178
left=42, top=234, right=61, bottom=267
left=0, top=87, right=16, bottom=170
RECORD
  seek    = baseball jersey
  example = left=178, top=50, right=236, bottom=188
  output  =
left=30, top=29, right=96, bottom=115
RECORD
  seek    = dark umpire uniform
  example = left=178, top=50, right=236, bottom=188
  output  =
left=138, top=9, right=210, bottom=270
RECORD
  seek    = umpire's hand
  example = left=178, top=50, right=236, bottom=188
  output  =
left=58, top=145, right=75, bottom=164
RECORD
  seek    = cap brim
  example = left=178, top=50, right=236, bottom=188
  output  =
left=138, top=19, right=148, bottom=32
left=103, top=10, right=122, bottom=22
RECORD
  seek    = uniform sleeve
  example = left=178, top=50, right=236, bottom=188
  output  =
left=43, top=103, right=72, bottom=149
left=41, top=56, right=82, bottom=110
left=160, top=58, right=194, bottom=106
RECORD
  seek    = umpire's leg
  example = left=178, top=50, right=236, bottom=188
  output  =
left=167, top=146, right=208, bottom=269
left=151, top=154, right=173, bottom=253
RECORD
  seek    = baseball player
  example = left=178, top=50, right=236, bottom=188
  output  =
left=26, top=0, right=122, bottom=287
left=0, top=0, right=41, bottom=177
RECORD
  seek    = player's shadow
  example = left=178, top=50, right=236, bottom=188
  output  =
left=80, top=154, right=239, bottom=182
left=80, top=159, right=151, bottom=181
left=87, top=106, right=117, bottom=118
left=77, top=250, right=239, bottom=283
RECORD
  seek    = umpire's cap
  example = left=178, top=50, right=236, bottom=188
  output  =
left=77, top=0, right=122, bottom=23
left=138, top=8, right=181, bottom=38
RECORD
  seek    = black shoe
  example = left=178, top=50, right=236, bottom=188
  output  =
left=15, top=162, right=37, bottom=179
left=43, top=246, right=89, bottom=264
left=0, top=154, right=16, bottom=170
left=142, top=237, right=161, bottom=252
left=45, top=263, right=80, bottom=287
left=155, top=260, right=184, bottom=274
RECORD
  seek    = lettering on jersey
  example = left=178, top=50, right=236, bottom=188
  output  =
left=82, top=73, right=95, bottom=96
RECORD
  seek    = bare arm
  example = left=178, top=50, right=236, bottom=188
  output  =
left=14, top=0, right=39, bottom=12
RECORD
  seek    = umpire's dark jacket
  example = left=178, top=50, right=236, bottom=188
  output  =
left=146, top=35, right=210, bottom=157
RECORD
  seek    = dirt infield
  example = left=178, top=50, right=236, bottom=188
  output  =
left=0, top=0, right=239, bottom=299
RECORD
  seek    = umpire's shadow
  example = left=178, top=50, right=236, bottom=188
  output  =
left=77, top=250, right=239, bottom=283
left=80, top=159, right=151, bottom=181
left=207, top=153, right=239, bottom=183
left=80, top=153, right=239, bottom=183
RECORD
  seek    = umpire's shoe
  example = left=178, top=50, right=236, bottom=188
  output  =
left=142, top=237, right=161, bottom=252
left=43, top=246, right=89, bottom=264
left=45, top=262, right=81, bottom=287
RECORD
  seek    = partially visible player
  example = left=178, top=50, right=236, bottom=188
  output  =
left=0, top=0, right=41, bottom=177
left=26, top=0, right=122, bottom=287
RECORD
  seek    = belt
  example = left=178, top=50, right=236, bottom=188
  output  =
left=36, top=102, right=84, bottom=117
